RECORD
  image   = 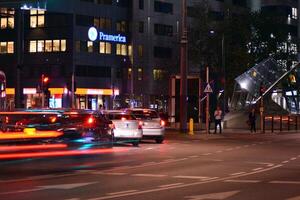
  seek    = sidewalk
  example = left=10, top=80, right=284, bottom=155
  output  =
left=165, top=127, right=300, bottom=140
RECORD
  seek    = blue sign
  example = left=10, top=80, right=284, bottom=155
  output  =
left=88, top=27, right=127, bottom=43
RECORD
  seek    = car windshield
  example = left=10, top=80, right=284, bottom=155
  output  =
left=131, top=110, right=159, bottom=120
left=107, top=113, right=136, bottom=120
left=0, top=112, right=61, bottom=132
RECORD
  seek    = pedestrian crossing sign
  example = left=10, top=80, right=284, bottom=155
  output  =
left=204, top=83, right=213, bottom=93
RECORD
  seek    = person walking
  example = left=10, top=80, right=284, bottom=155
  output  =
left=248, top=108, right=256, bottom=133
left=214, top=106, right=222, bottom=134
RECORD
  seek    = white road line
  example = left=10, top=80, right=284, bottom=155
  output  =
left=290, top=157, right=297, bottom=161
left=87, top=164, right=284, bottom=200
left=159, top=183, right=184, bottom=188
left=132, top=174, right=167, bottom=178
left=230, top=172, right=246, bottom=176
left=173, top=175, right=210, bottom=180
left=282, top=161, right=289, bottom=164
left=252, top=168, right=263, bottom=171
left=224, top=179, right=261, bottom=183
left=269, top=181, right=300, bottom=184
left=107, top=190, right=138, bottom=196
left=145, top=148, right=154, bottom=150
left=140, top=162, right=157, bottom=165
left=189, top=155, right=199, bottom=158
left=267, top=164, right=275, bottom=167
left=92, top=172, right=127, bottom=176
left=163, top=159, right=176, bottom=162
left=201, top=153, right=212, bottom=156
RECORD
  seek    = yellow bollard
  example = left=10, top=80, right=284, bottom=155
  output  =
left=189, top=118, right=194, bottom=135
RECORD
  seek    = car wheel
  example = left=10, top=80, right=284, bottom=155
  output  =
left=155, top=137, right=164, bottom=144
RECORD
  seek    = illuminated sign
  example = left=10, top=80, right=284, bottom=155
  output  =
left=88, top=27, right=127, bottom=43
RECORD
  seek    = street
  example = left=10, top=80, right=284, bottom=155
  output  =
left=0, top=130, right=300, bottom=200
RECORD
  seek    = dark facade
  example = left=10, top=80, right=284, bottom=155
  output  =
left=0, top=0, right=184, bottom=111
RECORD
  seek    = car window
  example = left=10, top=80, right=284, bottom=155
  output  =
left=131, top=110, right=159, bottom=119
left=107, top=114, right=136, bottom=120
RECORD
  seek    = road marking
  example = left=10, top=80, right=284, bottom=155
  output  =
left=189, top=155, right=199, bottom=158
left=201, top=153, right=212, bottom=156
left=107, top=190, right=138, bottom=196
left=224, top=179, right=261, bottom=183
left=267, top=164, right=275, bottom=167
left=185, top=190, right=240, bottom=200
left=163, top=159, right=176, bottom=162
left=270, top=181, right=300, bottom=185
left=87, top=164, right=283, bottom=200
left=159, top=183, right=184, bottom=188
left=216, top=151, right=223, bottom=153
left=282, top=161, right=289, bottom=164
left=230, top=172, right=246, bottom=176
left=252, top=168, right=263, bottom=171
left=290, top=157, right=297, bottom=161
left=173, top=175, right=211, bottom=180
left=286, top=195, right=300, bottom=200
left=140, top=162, right=157, bottom=165
left=0, top=182, right=97, bottom=195
left=92, top=172, right=127, bottom=176
left=132, top=174, right=167, bottom=178
left=145, top=147, right=154, bottom=150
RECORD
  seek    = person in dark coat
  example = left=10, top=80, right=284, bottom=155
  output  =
left=248, top=108, right=256, bottom=133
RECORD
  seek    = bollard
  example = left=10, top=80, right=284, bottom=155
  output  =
left=189, top=118, right=194, bottom=135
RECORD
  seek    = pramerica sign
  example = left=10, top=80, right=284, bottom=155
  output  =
left=88, top=27, right=126, bottom=43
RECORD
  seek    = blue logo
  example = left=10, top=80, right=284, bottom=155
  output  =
left=88, top=27, right=98, bottom=41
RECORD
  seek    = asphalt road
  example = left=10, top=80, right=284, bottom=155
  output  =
left=0, top=130, right=300, bottom=200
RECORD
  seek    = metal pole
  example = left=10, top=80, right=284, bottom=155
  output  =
left=222, top=34, right=225, bottom=115
left=206, top=66, right=210, bottom=135
left=180, top=0, right=188, bottom=132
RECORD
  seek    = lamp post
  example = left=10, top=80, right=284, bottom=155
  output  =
left=180, top=0, right=188, bottom=132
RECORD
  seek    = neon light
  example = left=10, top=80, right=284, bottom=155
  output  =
left=88, top=27, right=127, bottom=43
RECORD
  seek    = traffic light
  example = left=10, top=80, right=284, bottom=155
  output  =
left=41, top=75, right=50, bottom=93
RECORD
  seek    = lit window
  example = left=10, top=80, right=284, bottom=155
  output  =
left=37, top=40, right=44, bottom=52
left=61, top=40, right=66, bottom=51
left=7, top=17, right=14, bottom=28
left=128, top=68, right=132, bottom=79
left=153, top=69, right=164, bottom=81
left=100, top=42, right=111, bottom=54
left=29, top=41, right=37, bottom=52
left=116, top=21, right=127, bottom=32
left=0, top=41, right=14, bottom=54
left=7, top=42, right=14, bottom=53
left=138, top=45, right=143, bottom=57
left=128, top=45, right=132, bottom=56
left=0, top=42, right=7, bottom=54
left=87, top=41, right=93, bottom=52
left=53, top=40, right=60, bottom=52
left=121, top=44, right=127, bottom=56
left=116, top=44, right=121, bottom=55
left=30, top=10, right=45, bottom=28
left=138, top=68, right=143, bottom=80
left=292, top=8, right=298, bottom=19
left=45, top=40, right=52, bottom=52
left=1, top=18, right=7, bottom=29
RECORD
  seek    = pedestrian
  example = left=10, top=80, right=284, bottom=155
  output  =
left=248, top=108, right=256, bottom=133
left=99, top=104, right=104, bottom=114
left=214, top=106, right=222, bottom=134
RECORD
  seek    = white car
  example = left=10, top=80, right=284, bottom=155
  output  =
left=124, top=109, right=165, bottom=144
left=104, top=110, right=142, bottom=146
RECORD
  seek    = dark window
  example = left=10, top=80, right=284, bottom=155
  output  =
left=232, top=0, right=247, bottom=7
left=80, top=0, right=94, bottom=3
left=117, top=0, right=129, bottom=7
left=75, top=65, right=111, bottom=78
left=138, top=21, right=144, bottom=33
left=154, top=23, right=173, bottom=36
left=139, top=0, right=144, bottom=9
left=153, top=46, right=172, bottom=58
left=76, top=15, right=93, bottom=26
left=154, top=1, right=173, bottom=14
left=97, top=0, right=112, bottom=4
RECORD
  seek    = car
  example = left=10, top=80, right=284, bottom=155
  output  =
left=123, top=108, right=165, bottom=143
left=0, top=110, right=114, bottom=148
left=103, top=110, right=142, bottom=146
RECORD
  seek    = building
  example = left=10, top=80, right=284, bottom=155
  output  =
left=0, top=0, right=181, bottom=110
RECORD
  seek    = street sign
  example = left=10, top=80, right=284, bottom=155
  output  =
left=204, top=83, right=213, bottom=93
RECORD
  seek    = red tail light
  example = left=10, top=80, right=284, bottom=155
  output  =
left=87, top=116, right=95, bottom=125
left=50, top=116, right=57, bottom=123
left=138, top=121, right=143, bottom=129
left=160, top=120, right=166, bottom=127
